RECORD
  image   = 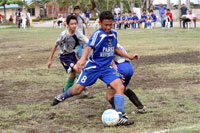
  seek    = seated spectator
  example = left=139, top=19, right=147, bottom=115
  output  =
left=140, top=10, right=147, bottom=28
left=9, top=15, right=13, bottom=23
left=149, top=10, right=157, bottom=27
left=120, top=12, right=127, bottom=29
left=182, top=10, right=196, bottom=29
left=146, top=11, right=152, bottom=29
left=113, top=13, right=119, bottom=29
left=132, top=12, right=140, bottom=28
left=164, top=9, right=173, bottom=28
left=117, top=13, right=123, bottom=29
left=0, top=13, right=3, bottom=23
left=127, top=11, right=133, bottom=29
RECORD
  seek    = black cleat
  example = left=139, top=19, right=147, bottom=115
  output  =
left=117, top=112, right=134, bottom=126
left=51, top=94, right=64, bottom=106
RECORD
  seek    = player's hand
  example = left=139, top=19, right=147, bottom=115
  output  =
left=48, top=60, right=52, bottom=68
left=128, top=54, right=140, bottom=60
left=76, top=58, right=86, bottom=73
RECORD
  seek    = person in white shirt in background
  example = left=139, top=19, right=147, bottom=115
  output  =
left=26, top=11, right=31, bottom=27
left=57, top=14, right=64, bottom=28
left=114, top=4, right=121, bottom=15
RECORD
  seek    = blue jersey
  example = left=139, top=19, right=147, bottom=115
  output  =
left=87, top=29, right=118, bottom=67
left=127, top=15, right=133, bottom=21
left=151, top=14, right=157, bottom=22
left=114, top=16, right=118, bottom=22
left=133, top=16, right=139, bottom=20
left=121, top=16, right=126, bottom=21
left=141, top=14, right=147, bottom=19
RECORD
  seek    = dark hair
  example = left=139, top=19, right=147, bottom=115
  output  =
left=99, top=11, right=114, bottom=22
left=143, top=9, right=146, bottom=12
left=128, top=11, right=132, bottom=13
left=74, top=5, right=80, bottom=10
left=114, top=13, right=117, bottom=15
left=66, top=15, right=77, bottom=25
left=150, top=9, right=153, bottom=13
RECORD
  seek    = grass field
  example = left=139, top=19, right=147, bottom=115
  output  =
left=0, top=27, right=200, bottom=133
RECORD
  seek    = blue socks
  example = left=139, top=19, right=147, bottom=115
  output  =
left=114, top=94, right=124, bottom=113
left=61, top=89, right=73, bottom=99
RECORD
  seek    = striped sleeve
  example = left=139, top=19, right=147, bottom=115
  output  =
left=87, top=30, right=100, bottom=48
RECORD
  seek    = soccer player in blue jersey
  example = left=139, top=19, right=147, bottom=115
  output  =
left=106, top=43, right=146, bottom=114
left=140, top=10, right=148, bottom=28
left=121, top=12, right=128, bottom=29
left=51, top=11, right=137, bottom=126
left=132, top=12, right=140, bottom=28
left=127, top=11, right=133, bottom=29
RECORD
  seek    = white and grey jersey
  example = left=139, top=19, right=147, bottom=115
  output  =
left=76, top=15, right=86, bottom=35
left=114, top=43, right=130, bottom=64
left=55, top=29, right=88, bottom=55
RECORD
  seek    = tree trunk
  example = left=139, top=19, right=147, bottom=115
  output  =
left=146, top=0, right=149, bottom=10
left=186, top=0, right=190, bottom=9
left=167, top=0, right=171, bottom=9
left=3, top=4, right=6, bottom=21
left=178, top=0, right=181, bottom=17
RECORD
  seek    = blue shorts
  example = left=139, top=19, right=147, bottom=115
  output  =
left=59, top=52, right=77, bottom=74
left=116, top=61, right=134, bottom=87
left=77, top=64, right=121, bottom=87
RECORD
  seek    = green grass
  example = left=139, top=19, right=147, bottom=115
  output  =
left=0, top=27, right=200, bottom=132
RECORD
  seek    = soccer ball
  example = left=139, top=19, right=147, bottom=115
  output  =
left=102, top=109, right=119, bottom=126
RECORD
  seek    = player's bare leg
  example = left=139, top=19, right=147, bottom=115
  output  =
left=51, top=84, right=85, bottom=106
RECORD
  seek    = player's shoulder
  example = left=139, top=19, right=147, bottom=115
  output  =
left=60, top=30, right=67, bottom=36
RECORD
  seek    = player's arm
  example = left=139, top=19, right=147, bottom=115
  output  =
left=112, top=60, right=117, bottom=70
left=48, top=45, right=57, bottom=68
left=76, top=46, right=92, bottom=72
left=115, top=46, right=140, bottom=60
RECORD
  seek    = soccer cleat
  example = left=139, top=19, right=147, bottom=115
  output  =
left=117, top=112, right=134, bottom=126
left=81, top=88, right=89, bottom=96
left=51, top=94, right=64, bottom=106
left=132, top=106, right=147, bottom=114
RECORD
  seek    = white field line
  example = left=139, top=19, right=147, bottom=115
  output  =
left=146, top=124, right=200, bottom=133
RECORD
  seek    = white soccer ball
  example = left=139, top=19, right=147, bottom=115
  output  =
left=102, top=109, right=119, bottom=126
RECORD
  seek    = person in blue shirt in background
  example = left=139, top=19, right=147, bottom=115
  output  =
left=127, top=11, right=134, bottom=29
left=140, top=10, right=147, bottom=28
left=51, top=11, right=137, bottom=126
left=149, top=10, right=157, bottom=28
left=154, top=3, right=167, bottom=28
left=132, top=12, right=140, bottom=28
left=113, top=13, right=120, bottom=29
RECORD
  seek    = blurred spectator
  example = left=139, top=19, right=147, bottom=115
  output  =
left=180, top=4, right=188, bottom=16
left=154, top=3, right=167, bottom=28
left=114, top=4, right=121, bottom=15
left=0, top=13, right=3, bottom=23
left=84, top=8, right=90, bottom=22
left=146, top=11, right=152, bottom=28
left=182, top=10, right=196, bottom=29
left=164, top=9, right=173, bottom=28
left=132, top=12, right=139, bottom=28
left=9, top=15, right=13, bottom=23
left=27, top=11, right=31, bottom=27
left=140, top=10, right=147, bottom=28
left=57, top=14, right=63, bottom=28
left=16, top=9, right=23, bottom=28
left=149, top=10, right=157, bottom=27
left=121, top=12, right=128, bottom=29
left=127, top=11, right=133, bottom=29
